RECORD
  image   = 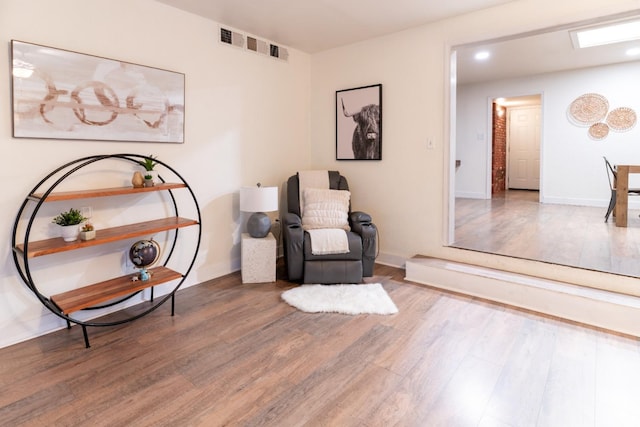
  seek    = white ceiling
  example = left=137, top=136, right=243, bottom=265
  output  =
left=153, top=1, right=640, bottom=84
left=455, top=12, right=640, bottom=85
left=154, top=0, right=517, bottom=53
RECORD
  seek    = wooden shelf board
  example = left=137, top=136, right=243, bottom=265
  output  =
left=30, top=183, right=187, bottom=202
left=15, top=217, right=198, bottom=258
left=50, top=266, right=182, bottom=314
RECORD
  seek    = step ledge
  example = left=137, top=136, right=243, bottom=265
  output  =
left=405, top=256, right=640, bottom=337
left=407, top=257, right=640, bottom=309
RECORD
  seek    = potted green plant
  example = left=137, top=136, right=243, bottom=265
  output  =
left=139, top=155, right=157, bottom=172
left=139, top=155, right=158, bottom=185
left=79, top=222, right=96, bottom=241
left=52, top=208, right=87, bottom=242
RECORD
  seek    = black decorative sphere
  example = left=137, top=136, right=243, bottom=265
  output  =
left=247, top=212, right=271, bottom=238
left=129, top=240, right=160, bottom=268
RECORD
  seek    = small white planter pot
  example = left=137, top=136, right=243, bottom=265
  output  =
left=79, top=230, right=96, bottom=241
left=142, top=170, right=158, bottom=184
left=60, top=224, right=79, bottom=242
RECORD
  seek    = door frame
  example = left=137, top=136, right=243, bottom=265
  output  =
left=487, top=94, right=544, bottom=200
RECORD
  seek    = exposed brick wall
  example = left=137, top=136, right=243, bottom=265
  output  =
left=492, top=103, right=507, bottom=194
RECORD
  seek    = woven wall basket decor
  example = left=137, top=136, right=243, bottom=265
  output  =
left=606, top=107, right=637, bottom=131
left=569, top=93, right=609, bottom=125
left=588, top=122, right=610, bottom=140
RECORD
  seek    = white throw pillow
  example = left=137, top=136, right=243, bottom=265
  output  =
left=302, top=188, right=351, bottom=230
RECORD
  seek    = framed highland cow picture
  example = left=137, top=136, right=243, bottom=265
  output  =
left=336, top=84, right=382, bottom=160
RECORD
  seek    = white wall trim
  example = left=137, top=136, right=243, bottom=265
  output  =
left=455, top=191, right=487, bottom=199
left=405, top=256, right=640, bottom=337
left=375, top=252, right=406, bottom=269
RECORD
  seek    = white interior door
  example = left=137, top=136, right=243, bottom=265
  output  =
left=508, top=106, right=540, bottom=190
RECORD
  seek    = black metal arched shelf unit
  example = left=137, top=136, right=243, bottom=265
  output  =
left=11, top=154, right=202, bottom=348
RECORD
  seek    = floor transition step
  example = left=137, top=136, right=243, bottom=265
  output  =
left=405, top=256, right=640, bottom=337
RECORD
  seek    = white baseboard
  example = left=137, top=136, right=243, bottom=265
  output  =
left=0, top=292, right=158, bottom=349
left=455, top=191, right=486, bottom=199
left=1, top=311, right=68, bottom=349
left=405, top=256, right=640, bottom=337
left=375, top=252, right=406, bottom=269
left=0, top=267, right=234, bottom=350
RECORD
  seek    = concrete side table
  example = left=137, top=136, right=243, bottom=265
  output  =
left=241, top=232, right=276, bottom=283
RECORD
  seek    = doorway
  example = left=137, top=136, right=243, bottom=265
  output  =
left=508, top=105, right=540, bottom=190
left=491, top=95, right=542, bottom=194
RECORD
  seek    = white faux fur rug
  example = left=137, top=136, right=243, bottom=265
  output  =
left=281, top=283, right=398, bottom=315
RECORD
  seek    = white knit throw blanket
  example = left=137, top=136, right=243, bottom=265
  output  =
left=307, top=228, right=349, bottom=255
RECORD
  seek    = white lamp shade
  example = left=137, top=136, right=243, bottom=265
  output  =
left=240, top=186, right=278, bottom=213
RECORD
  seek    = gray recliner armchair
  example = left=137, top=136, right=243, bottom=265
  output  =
left=282, top=171, right=377, bottom=284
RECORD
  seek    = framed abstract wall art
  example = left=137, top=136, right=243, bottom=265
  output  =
left=336, top=83, right=382, bottom=160
left=10, top=40, right=185, bottom=143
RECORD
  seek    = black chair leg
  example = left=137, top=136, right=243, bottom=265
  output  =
left=605, top=191, right=616, bottom=222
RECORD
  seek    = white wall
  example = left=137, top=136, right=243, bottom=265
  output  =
left=310, top=0, right=640, bottom=296
left=0, top=0, right=311, bottom=347
left=457, top=61, right=640, bottom=205
left=310, top=28, right=442, bottom=265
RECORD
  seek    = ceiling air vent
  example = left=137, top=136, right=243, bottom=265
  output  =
left=220, top=27, right=245, bottom=48
left=220, top=27, right=289, bottom=62
left=276, top=46, right=289, bottom=61
left=248, top=36, right=269, bottom=55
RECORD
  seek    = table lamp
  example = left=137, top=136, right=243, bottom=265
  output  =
left=240, top=184, right=278, bottom=238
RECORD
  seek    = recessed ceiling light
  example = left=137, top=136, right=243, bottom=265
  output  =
left=474, top=51, right=490, bottom=61
left=626, top=47, right=640, bottom=56
left=571, top=18, right=640, bottom=48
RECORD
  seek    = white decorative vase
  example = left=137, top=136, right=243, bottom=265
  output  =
left=132, top=171, right=144, bottom=188
left=60, top=224, right=79, bottom=242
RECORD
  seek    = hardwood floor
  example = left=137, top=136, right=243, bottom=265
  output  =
left=453, top=190, right=640, bottom=277
left=3, top=263, right=640, bottom=426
